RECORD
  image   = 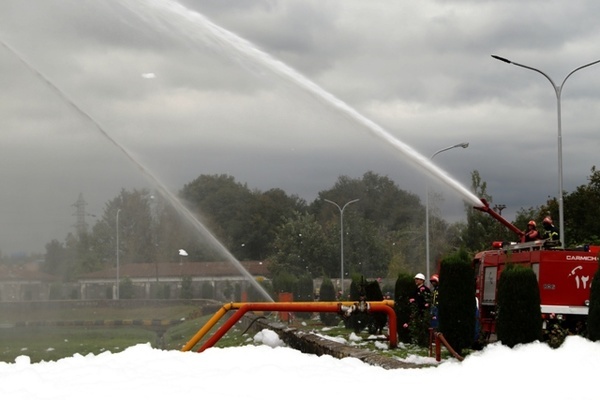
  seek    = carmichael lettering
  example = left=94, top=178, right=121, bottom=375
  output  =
left=566, top=255, right=598, bottom=261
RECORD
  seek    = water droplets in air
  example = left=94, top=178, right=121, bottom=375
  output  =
left=123, top=0, right=483, bottom=208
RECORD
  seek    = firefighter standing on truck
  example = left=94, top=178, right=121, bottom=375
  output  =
left=524, top=220, right=540, bottom=242
left=542, top=216, right=559, bottom=241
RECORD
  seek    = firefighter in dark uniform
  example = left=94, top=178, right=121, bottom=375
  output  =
left=408, top=273, right=432, bottom=346
left=411, top=273, right=431, bottom=314
left=542, top=216, right=559, bottom=241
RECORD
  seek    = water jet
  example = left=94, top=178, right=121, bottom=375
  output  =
left=0, top=38, right=274, bottom=302
left=125, top=0, right=483, bottom=209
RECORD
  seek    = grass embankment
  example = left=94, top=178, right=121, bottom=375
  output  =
left=0, top=305, right=211, bottom=363
left=0, top=306, right=443, bottom=364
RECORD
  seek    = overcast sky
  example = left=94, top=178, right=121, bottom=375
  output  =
left=1, top=0, right=600, bottom=255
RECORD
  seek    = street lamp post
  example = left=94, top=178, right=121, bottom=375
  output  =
left=116, top=208, right=121, bottom=300
left=324, top=198, right=360, bottom=297
left=425, top=143, right=469, bottom=281
left=492, top=55, right=600, bottom=247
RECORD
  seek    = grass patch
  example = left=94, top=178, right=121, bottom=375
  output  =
left=0, top=304, right=200, bottom=323
left=0, top=304, right=203, bottom=363
left=290, top=317, right=442, bottom=362
left=0, top=326, right=157, bottom=363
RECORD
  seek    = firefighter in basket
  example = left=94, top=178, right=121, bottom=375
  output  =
left=524, top=220, right=540, bottom=242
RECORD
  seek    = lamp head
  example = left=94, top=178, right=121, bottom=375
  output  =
left=491, top=55, right=511, bottom=64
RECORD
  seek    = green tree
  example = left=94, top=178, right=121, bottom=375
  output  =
left=153, top=198, right=205, bottom=263
left=496, top=265, right=542, bottom=348
left=55, top=231, right=105, bottom=281
left=271, top=270, right=297, bottom=295
left=179, top=174, right=255, bottom=259
left=337, top=213, right=392, bottom=279
left=119, top=277, right=135, bottom=299
left=562, top=166, right=600, bottom=245
left=89, top=188, right=156, bottom=268
left=244, top=188, right=307, bottom=260
left=181, top=275, right=193, bottom=299
left=463, top=170, right=503, bottom=251
left=513, top=206, right=542, bottom=236
left=43, top=240, right=67, bottom=277
left=394, top=272, right=415, bottom=344
left=315, top=171, right=426, bottom=278
left=315, top=171, right=423, bottom=230
left=319, top=277, right=339, bottom=326
left=268, top=211, right=334, bottom=279
left=295, top=273, right=314, bottom=318
left=438, top=249, right=476, bottom=355
left=178, top=174, right=307, bottom=261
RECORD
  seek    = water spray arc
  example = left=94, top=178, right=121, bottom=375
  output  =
left=425, top=143, right=469, bottom=281
left=133, top=0, right=483, bottom=209
left=0, top=39, right=274, bottom=303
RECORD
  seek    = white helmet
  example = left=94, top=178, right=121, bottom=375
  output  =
left=414, top=273, right=425, bottom=280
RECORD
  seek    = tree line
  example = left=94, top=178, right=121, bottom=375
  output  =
left=465, top=166, right=600, bottom=249
left=41, top=167, right=600, bottom=283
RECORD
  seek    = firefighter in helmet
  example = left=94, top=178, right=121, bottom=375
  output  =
left=542, top=216, right=559, bottom=241
left=524, top=220, right=540, bottom=242
left=411, top=273, right=431, bottom=313
left=407, top=273, right=432, bottom=346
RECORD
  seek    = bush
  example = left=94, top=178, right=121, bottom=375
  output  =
left=349, top=274, right=363, bottom=301
left=365, top=280, right=387, bottom=334
left=438, top=249, right=476, bottom=355
left=164, top=284, right=171, bottom=299
left=394, top=272, right=415, bottom=344
left=496, top=265, right=542, bottom=347
left=120, top=277, right=135, bottom=299
left=319, top=277, right=339, bottom=326
left=587, top=267, right=600, bottom=341
left=295, top=274, right=314, bottom=318
left=234, top=283, right=242, bottom=302
left=180, top=276, right=193, bottom=299
left=201, top=282, right=214, bottom=299
left=49, top=283, right=63, bottom=300
left=246, top=279, right=274, bottom=302
left=339, top=276, right=386, bottom=334
left=272, top=270, right=297, bottom=294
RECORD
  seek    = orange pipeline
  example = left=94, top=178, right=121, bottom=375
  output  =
left=181, top=300, right=397, bottom=352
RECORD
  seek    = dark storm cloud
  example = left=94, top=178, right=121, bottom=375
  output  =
left=1, top=0, right=599, bottom=254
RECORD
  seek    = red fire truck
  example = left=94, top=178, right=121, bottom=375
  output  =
left=473, top=199, right=599, bottom=338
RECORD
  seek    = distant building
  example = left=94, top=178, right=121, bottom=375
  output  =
left=77, top=260, right=270, bottom=301
left=0, top=264, right=57, bottom=301
left=0, top=261, right=270, bottom=302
